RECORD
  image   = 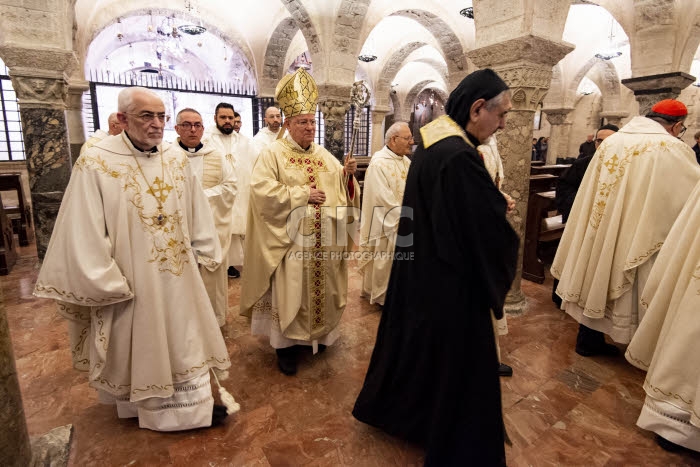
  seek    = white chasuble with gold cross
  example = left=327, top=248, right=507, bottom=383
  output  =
left=34, top=134, right=230, bottom=404
left=240, top=136, right=360, bottom=344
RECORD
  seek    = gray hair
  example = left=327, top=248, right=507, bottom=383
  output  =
left=176, top=108, right=202, bottom=124
left=484, top=90, right=510, bottom=112
left=385, top=121, right=410, bottom=145
left=117, top=87, right=161, bottom=113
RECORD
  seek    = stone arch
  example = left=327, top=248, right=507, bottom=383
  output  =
left=403, top=79, right=435, bottom=120
left=81, top=7, right=256, bottom=87
left=375, top=41, right=428, bottom=108
left=389, top=10, right=466, bottom=87
left=259, top=17, right=299, bottom=94
left=281, top=0, right=325, bottom=79
left=81, top=8, right=259, bottom=92
left=262, top=18, right=299, bottom=80
left=334, top=0, right=372, bottom=57
left=567, top=57, right=621, bottom=111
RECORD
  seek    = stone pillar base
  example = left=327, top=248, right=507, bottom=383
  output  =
left=504, top=288, right=528, bottom=316
left=30, top=424, right=73, bottom=467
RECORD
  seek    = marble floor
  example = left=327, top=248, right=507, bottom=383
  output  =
left=5, top=244, right=700, bottom=466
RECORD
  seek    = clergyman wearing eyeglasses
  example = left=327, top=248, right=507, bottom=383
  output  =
left=552, top=99, right=700, bottom=358
left=239, top=68, right=360, bottom=376
left=174, top=107, right=238, bottom=328
left=33, top=87, right=235, bottom=432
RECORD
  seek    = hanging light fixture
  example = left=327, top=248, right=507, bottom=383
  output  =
left=180, top=0, right=207, bottom=35
left=459, top=7, right=474, bottom=19
left=358, top=37, right=378, bottom=62
left=595, top=18, right=623, bottom=60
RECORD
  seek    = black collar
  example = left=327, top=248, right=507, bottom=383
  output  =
left=124, top=132, right=158, bottom=153
left=178, top=140, right=204, bottom=153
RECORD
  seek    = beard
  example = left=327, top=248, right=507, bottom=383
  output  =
left=217, top=123, right=234, bottom=135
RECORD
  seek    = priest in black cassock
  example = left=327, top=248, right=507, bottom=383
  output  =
left=352, top=69, right=519, bottom=466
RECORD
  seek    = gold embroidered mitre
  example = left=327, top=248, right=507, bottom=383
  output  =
left=275, top=68, right=318, bottom=118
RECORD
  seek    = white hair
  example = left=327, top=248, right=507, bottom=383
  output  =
left=117, top=87, right=161, bottom=113
left=384, top=121, right=410, bottom=145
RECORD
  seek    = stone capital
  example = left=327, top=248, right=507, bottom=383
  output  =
left=543, top=107, right=574, bottom=126
left=622, top=71, right=695, bottom=115
left=621, top=72, right=695, bottom=95
left=599, top=110, right=629, bottom=120
left=66, top=80, right=89, bottom=111
left=468, top=35, right=574, bottom=111
left=468, top=35, right=574, bottom=69
left=9, top=70, right=69, bottom=109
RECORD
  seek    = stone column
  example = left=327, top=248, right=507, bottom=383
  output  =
left=317, top=84, right=352, bottom=161
left=0, top=48, right=75, bottom=260
left=468, top=36, right=573, bottom=314
left=66, top=80, right=89, bottom=163
left=543, top=108, right=573, bottom=163
left=621, top=72, right=695, bottom=115
left=0, top=288, right=32, bottom=465
left=599, top=111, right=628, bottom=127
left=370, top=107, right=390, bottom=154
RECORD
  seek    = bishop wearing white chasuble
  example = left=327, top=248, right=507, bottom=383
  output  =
left=34, top=88, right=233, bottom=431
left=358, top=121, right=412, bottom=306
left=175, top=108, right=237, bottom=327
left=552, top=100, right=700, bottom=353
left=240, top=68, right=360, bottom=376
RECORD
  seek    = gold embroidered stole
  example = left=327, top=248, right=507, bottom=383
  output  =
left=420, top=115, right=472, bottom=149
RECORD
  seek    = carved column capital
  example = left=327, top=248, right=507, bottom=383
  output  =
left=66, top=80, right=89, bottom=111
left=621, top=71, right=695, bottom=115
left=9, top=69, right=69, bottom=109
left=0, top=47, right=76, bottom=109
left=543, top=108, right=574, bottom=126
left=468, top=35, right=574, bottom=112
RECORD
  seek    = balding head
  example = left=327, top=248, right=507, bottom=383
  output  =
left=264, top=106, right=282, bottom=132
left=107, top=112, right=123, bottom=136
left=385, top=121, right=414, bottom=156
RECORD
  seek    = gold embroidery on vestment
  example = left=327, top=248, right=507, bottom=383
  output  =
left=76, top=155, right=192, bottom=276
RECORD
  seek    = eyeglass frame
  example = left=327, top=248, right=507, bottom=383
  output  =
left=125, top=112, right=171, bottom=123
left=175, top=121, right=204, bottom=131
left=676, top=122, right=687, bottom=138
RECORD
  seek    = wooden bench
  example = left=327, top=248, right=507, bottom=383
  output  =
left=523, top=190, right=565, bottom=283
left=529, top=174, right=557, bottom=195
left=531, top=160, right=545, bottom=167
left=0, top=173, right=33, bottom=246
left=530, top=164, right=571, bottom=178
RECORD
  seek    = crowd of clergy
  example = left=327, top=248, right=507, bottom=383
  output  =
left=31, top=64, right=700, bottom=464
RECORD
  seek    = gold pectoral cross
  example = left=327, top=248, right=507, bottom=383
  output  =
left=147, top=176, right=173, bottom=204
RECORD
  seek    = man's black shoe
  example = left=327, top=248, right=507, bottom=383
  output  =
left=498, top=363, right=513, bottom=377
left=276, top=347, right=298, bottom=375
left=211, top=404, right=228, bottom=427
left=575, top=342, right=620, bottom=357
left=656, top=435, right=683, bottom=452
left=227, top=266, right=240, bottom=278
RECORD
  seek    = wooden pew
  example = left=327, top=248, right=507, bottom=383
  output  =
left=523, top=190, right=565, bottom=283
left=529, top=174, right=557, bottom=195
left=0, top=173, right=33, bottom=246
left=531, top=160, right=545, bottom=167
left=530, top=164, right=571, bottom=177
left=0, top=194, right=17, bottom=275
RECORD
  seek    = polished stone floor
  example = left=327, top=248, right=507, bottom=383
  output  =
left=5, top=244, right=700, bottom=466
